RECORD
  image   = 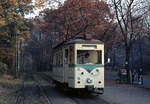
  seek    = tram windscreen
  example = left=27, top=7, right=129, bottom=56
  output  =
left=77, top=50, right=102, bottom=64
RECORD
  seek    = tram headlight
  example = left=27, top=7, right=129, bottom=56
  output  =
left=87, top=78, right=92, bottom=83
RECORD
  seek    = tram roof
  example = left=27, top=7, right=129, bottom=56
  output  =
left=65, top=38, right=104, bottom=45
left=53, top=38, right=103, bottom=49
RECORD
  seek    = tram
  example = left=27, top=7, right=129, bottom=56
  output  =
left=52, top=36, right=104, bottom=94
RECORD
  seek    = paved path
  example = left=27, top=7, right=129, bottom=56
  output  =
left=105, top=70, right=150, bottom=89
left=101, top=71, right=150, bottom=104
left=101, top=79, right=150, bottom=104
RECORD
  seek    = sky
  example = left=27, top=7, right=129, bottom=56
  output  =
left=25, top=0, right=66, bottom=18
left=25, top=0, right=149, bottom=19
left=25, top=0, right=109, bottom=18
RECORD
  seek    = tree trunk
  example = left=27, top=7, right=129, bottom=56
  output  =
left=131, top=45, right=134, bottom=70
left=138, top=37, right=143, bottom=69
left=125, top=45, right=131, bottom=83
left=112, top=48, right=116, bottom=71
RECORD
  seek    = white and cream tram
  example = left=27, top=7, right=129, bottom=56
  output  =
left=52, top=36, right=104, bottom=94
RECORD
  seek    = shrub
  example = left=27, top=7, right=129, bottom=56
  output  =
left=0, top=62, right=8, bottom=74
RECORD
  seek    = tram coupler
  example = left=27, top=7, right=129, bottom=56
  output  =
left=94, top=88, right=104, bottom=94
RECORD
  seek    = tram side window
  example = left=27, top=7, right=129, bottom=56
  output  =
left=69, top=46, right=74, bottom=64
left=57, top=53, right=59, bottom=65
left=58, top=52, right=60, bottom=65
left=53, top=55, right=55, bottom=65
left=59, top=52, right=62, bottom=66
left=65, top=49, right=68, bottom=64
left=56, top=54, right=58, bottom=65
left=60, top=51, right=63, bottom=66
left=98, top=51, right=102, bottom=64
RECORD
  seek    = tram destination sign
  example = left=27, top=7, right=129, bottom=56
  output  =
left=82, top=45, right=97, bottom=49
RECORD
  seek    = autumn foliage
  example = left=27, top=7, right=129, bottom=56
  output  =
left=0, top=0, right=47, bottom=74
left=42, top=0, right=116, bottom=47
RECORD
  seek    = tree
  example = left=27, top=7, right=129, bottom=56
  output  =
left=27, top=0, right=120, bottom=72
left=0, top=0, right=47, bottom=75
left=109, top=0, right=150, bottom=82
left=25, top=17, right=53, bottom=72
left=42, top=0, right=115, bottom=48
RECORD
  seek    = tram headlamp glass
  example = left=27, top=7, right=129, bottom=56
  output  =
left=87, top=78, right=92, bottom=83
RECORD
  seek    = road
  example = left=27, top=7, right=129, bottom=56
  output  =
left=39, top=72, right=150, bottom=104
left=103, top=70, right=150, bottom=104
left=2, top=72, right=150, bottom=104
left=3, top=72, right=109, bottom=104
left=105, top=70, right=150, bottom=89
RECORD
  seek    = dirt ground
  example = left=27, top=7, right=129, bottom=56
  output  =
left=0, top=74, right=22, bottom=104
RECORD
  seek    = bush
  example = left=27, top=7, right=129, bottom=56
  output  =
left=0, top=62, right=8, bottom=74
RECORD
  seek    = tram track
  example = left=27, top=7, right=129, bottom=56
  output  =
left=6, top=72, right=53, bottom=104
left=67, top=93, right=109, bottom=104
left=33, top=74, right=54, bottom=104
left=35, top=73, right=82, bottom=104
left=15, top=72, right=108, bottom=104
left=13, top=74, right=25, bottom=104
left=39, top=73, right=108, bottom=104
left=13, top=72, right=36, bottom=104
left=36, top=83, right=53, bottom=104
left=14, top=91, right=23, bottom=104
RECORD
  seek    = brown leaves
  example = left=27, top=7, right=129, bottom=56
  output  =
left=0, top=19, right=7, bottom=27
left=33, top=0, right=48, bottom=8
left=0, top=0, right=34, bottom=68
left=9, top=0, right=19, bottom=7
left=63, top=0, right=114, bottom=37
left=1, top=0, right=18, bottom=8
left=36, top=0, right=115, bottom=48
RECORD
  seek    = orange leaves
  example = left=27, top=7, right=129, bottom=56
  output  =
left=22, top=0, right=32, bottom=3
left=1, top=0, right=18, bottom=8
left=33, top=0, right=48, bottom=8
left=0, top=19, right=7, bottom=27
left=39, top=0, right=115, bottom=47
left=0, top=47, right=15, bottom=65
left=9, top=0, right=19, bottom=7
left=0, top=0, right=40, bottom=70
left=0, top=0, right=47, bottom=11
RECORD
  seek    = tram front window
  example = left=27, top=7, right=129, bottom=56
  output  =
left=77, top=50, right=102, bottom=64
